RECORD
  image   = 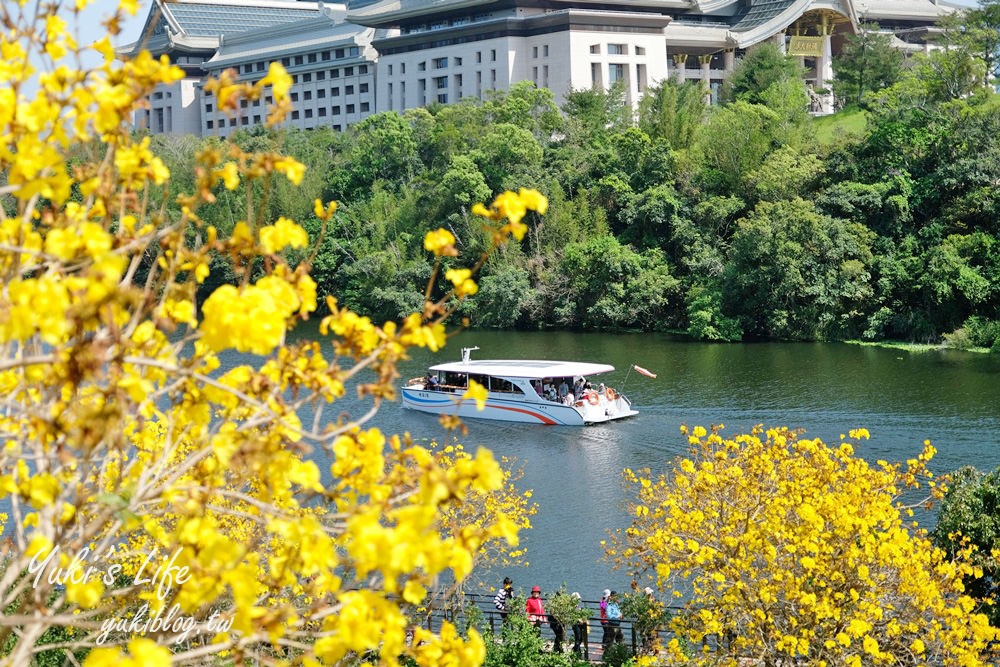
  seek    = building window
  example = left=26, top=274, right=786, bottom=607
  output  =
left=291, top=92, right=299, bottom=102
left=304, top=91, right=312, bottom=100
left=636, top=64, right=647, bottom=92
left=241, top=116, right=249, bottom=125
left=544, top=45, right=549, bottom=57
left=591, top=62, right=603, bottom=88
left=589, top=44, right=600, bottom=54
left=317, top=71, right=326, bottom=80
left=332, top=87, right=340, bottom=96
left=322, top=50, right=331, bottom=60
left=346, top=85, right=354, bottom=94
left=305, top=109, right=313, bottom=118
left=295, top=55, right=304, bottom=65
left=437, top=93, right=447, bottom=104
left=434, top=57, right=447, bottom=69
left=636, top=46, right=646, bottom=56
left=388, top=82, right=393, bottom=109
left=400, top=63, right=404, bottom=74
left=454, top=57, right=462, bottom=66
left=418, top=61, right=426, bottom=71
left=206, top=119, right=214, bottom=129
left=543, top=65, right=549, bottom=88
left=331, top=69, right=340, bottom=78
left=350, top=47, right=359, bottom=57
left=347, top=104, right=355, bottom=113
left=253, top=115, right=261, bottom=123
left=533, top=46, right=538, bottom=58
left=532, top=66, right=538, bottom=84
left=344, top=67, right=354, bottom=76
left=388, top=64, right=393, bottom=75
left=335, top=48, right=345, bottom=59
left=281, top=57, right=290, bottom=66
left=265, top=95, right=272, bottom=104
left=229, top=117, right=236, bottom=127
left=360, top=82, right=369, bottom=93
left=333, top=105, right=341, bottom=114
left=490, top=49, right=496, bottom=62
left=360, top=65, right=368, bottom=74
left=205, top=103, right=213, bottom=112
left=334, top=125, right=341, bottom=131
left=256, top=62, right=265, bottom=72
left=435, top=76, right=447, bottom=89
left=319, top=108, right=327, bottom=116
left=361, top=102, right=370, bottom=112
left=608, top=44, right=626, bottom=55
left=292, top=110, right=299, bottom=120
left=303, top=73, right=312, bottom=82
left=609, top=63, right=625, bottom=85
left=308, top=53, right=317, bottom=63
left=318, top=89, right=326, bottom=98
left=476, top=52, right=482, bottom=63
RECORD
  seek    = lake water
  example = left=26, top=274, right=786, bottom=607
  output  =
left=289, top=326, right=1000, bottom=602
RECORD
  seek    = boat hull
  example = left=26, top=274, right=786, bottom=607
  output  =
left=401, top=387, right=638, bottom=426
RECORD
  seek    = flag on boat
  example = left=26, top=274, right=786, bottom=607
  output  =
left=633, top=365, right=657, bottom=378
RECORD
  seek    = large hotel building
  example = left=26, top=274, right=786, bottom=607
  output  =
left=125, top=0, right=957, bottom=137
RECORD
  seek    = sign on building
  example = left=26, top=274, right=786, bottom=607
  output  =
left=787, top=36, right=825, bottom=57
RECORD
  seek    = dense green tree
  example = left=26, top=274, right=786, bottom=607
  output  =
left=553, top=235, right=681, bottom=330
left=694, top=101, right=780, bottom=193
left=470, top=123, right=545, bottom=192
left=637, top=79, right=707, bottom=149
left=932, top=465, right=1000, bottom=626
left=723, top=198, right=876, bottom=339
left=743, top=145, right=824, bottom=203
left=965, top=0, right=1000, bottom=87
left=722, top=43, right=804, bottom=104
left=343, top=112, right=420, bottom=197
left=561, top=85, right=631, bottom=139
left=483, top=80, right=563, bottom=140
left=832, top=24, right=906, bottom=107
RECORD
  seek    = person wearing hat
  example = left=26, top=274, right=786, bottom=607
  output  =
left=525, top=585, right=546, bottom=633
left=599, top=589, right=611, bottom=649
left=570, top=591, right=588, bottom=655
left=604, top=591, right=623, bottom=648
left=493, top=577, right=514, bottom=624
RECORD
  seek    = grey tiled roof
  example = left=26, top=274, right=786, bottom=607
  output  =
left=730, top=0, right=798, bottom=31
left=168, top=3, right=319, bottom=36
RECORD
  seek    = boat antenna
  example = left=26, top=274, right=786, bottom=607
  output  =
left=461, top=346, right=479, bottom=364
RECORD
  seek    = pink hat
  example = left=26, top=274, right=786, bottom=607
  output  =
left=531, top=585, right=541, bottom=593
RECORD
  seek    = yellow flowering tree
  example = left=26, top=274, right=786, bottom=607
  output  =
left=607, top=425, right=997, bottom=666
left=0, top=1, right=545, bottom=665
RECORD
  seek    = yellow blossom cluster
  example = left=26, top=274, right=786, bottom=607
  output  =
left=609, top=425, right=997, bottom=666
left=0, top=1, right=534, bottom=665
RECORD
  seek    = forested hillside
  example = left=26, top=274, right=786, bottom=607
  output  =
left=150, top=38, right=1000, bottom=347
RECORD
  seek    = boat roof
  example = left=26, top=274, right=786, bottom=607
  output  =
left=428, top=359, right=615, bottom=379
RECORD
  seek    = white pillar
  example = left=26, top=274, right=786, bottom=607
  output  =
left=775, top=31, right=786, bottom=55
left=723, top=48, right=735, bottom=73
left=699, top=54, right=712, bottom=104
left=672, top=54, right=688, bottom=82
left=818, top=24, right=834, bottom=112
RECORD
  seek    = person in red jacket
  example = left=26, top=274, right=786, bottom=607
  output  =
left=525, top=585, right=546, bottom=633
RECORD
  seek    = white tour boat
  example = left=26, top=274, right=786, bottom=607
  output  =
left=401, top=347, right=639, bottom=425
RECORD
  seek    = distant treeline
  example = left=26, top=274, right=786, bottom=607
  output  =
left=146, top=41, right=1000, bottom=347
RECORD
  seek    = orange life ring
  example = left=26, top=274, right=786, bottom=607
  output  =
left=606, top=388, right=616, bottom=401
left=586, top=390, right=599, bottom=405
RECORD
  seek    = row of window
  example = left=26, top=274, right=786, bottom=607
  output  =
left=204, top=102, right=369, bottom=129
left=237, top=47, right=362, bottom=75
left=386, top=49, right=500, bottom=77
left=590, top=43, right=646, bottom=56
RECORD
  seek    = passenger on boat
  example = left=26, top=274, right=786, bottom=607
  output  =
left=573, top=377, right=586, bottom=399
left=425, top=374, right=440, bottom=390
left=563, top=392, right=575, bottom=406
left=558, top=379, right=569, bottom=400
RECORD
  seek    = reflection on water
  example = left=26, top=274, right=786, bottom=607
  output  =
left=298, top=326, right=1000, bottom=598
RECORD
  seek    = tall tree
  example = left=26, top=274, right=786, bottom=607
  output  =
left=721, top=42, right=804, bottom=105
left=965, top=0, right=1000, bottom=88
left=637, top=79, right=707, bottom=149
left=832, top=24, right=906, bottom=107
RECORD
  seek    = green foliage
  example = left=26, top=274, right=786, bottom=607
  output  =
left=477, top=610, right=585, bottom=667
left=832, top=25, right=906, bottom=107
left=637, top=79, right=707, bottom=150
left=685, top=282, right=743, bottom=341
left=694, top=101, right=781, bottom=194
left=544, top=590, right=590, bottom=629
left=723, top=198, right=876, bottom=340
left=932, top=465, right=1000, bottom=626
left=618, top=592, right=670, bottom=655
left=722, top=43, right=804, bottom=105
left=600, top=642, right=634, bottom=667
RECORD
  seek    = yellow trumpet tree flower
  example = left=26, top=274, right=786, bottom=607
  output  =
left=0, top=1, right=543, bottom=665
left=607, top=425, right=997, bottom=666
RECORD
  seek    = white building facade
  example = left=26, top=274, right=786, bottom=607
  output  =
left=126, top=0, right=959, bottom=137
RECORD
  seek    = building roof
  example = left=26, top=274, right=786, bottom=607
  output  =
left=206, top=13, right=373, bottom=68
left=124, top=0, right=323, bottom=56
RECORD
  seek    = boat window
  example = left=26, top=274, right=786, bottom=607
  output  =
left=441, top=371, right=468, bottom=388
left=490, top=378, right=523, bottom=394
left=469, top=373, right=491, bottom=390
